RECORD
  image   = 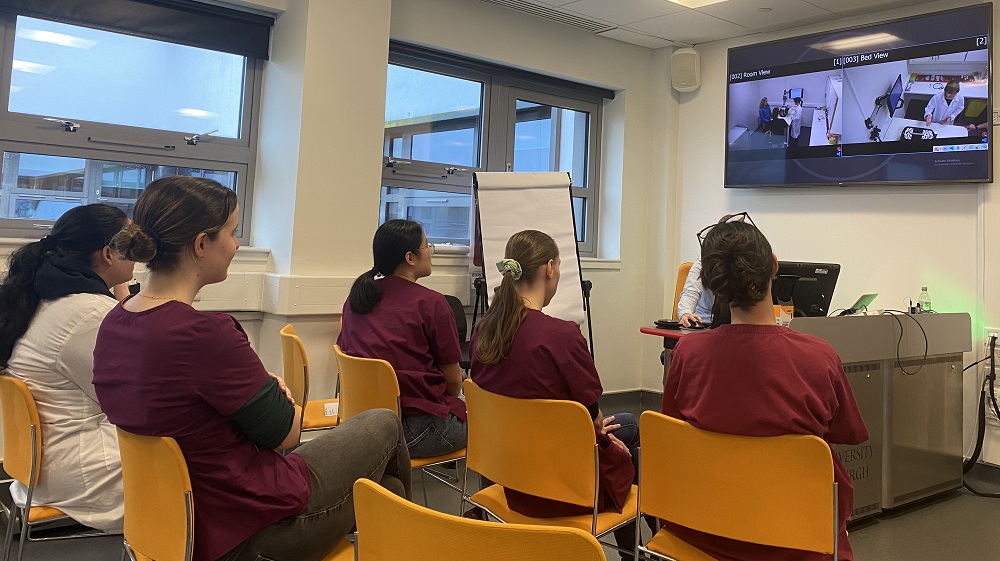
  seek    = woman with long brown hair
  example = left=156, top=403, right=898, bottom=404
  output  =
left=470, top=229, right=640, bottom=560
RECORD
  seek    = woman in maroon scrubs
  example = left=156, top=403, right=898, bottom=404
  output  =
left=662, top=217, right=868, bottom=561
left=470, top=229, right=640, bottom=561
left=338, top=219, right=466, bottom=458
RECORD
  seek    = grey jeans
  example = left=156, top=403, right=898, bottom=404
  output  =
left=220, top=409, right=412, bottom=561
left=402, top=413, right=467, bottom=458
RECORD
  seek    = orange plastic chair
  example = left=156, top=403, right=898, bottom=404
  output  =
left=636, top=412, right=838, bottom=561
left=117, top=428, right=352, bottom=561
left=461, top=380, right=637, bottom=548
left=353, top=478, right=606, bottom=561
left=672, top=262, right=693, bottom=321
left=333, top=345, right=466, bottom=505
left=117, top=429, right=194, bottom=561
left=0, top=375, right=106, bottom=561
left=279, top=324, right=339, bottom=432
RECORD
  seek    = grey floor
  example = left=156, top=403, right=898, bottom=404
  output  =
left=3, top=390, right=1000, bottom=561
left=4, top=464, right=1000, bottom=560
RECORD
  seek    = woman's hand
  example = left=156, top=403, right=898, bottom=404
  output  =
left=680, top=313, right=703, bottom=327
left=268, top=372, right=295, bottom=404
left=600, top=415, right=621, bottom=434
left=608, top=433, right=630, bottom=456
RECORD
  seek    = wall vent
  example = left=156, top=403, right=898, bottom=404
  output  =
left=480, top=0, right=616, bottom=34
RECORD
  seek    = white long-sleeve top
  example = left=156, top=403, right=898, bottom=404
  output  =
left=6, top=293, right=123, bottom=533
left=924, top=92, right=965, bottom=125
left=787, top=104, right=803, bottom=139
left=676, top=259, right=715, bottom=322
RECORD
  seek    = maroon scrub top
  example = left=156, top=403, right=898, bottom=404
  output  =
left=93, top=300, right=310, bottom=561
left=662, top=323, right=869, bottom=561
left=471, top=308, right=634, bottom=517
left=338, top=275, right=465, bottom=420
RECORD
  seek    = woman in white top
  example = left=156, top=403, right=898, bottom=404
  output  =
left=0, top=204, right=134, bottom=533
left=787, top=97, right=803, bottom=143
left=924, top=80, right=964, bottom=126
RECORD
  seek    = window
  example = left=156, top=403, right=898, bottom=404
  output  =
left=0, top=10, right=264, bottom=239
left=382, top=44, right=610, bottom=256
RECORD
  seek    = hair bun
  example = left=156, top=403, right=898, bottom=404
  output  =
left=113, top=223, right=158, bottom=263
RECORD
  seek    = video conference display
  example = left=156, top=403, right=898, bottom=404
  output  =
left=725, top=5, right=991, bottom=188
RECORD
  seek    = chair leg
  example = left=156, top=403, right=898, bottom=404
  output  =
left=1, top=506, right=16, bottom=561
left=419, top=471, right=429, bottom=506
left=15, top=507, right=28, bottom=561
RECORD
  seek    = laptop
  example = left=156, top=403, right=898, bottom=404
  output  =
left=843, top=293, right=878, bottom=315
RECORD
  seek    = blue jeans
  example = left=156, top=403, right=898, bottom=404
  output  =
left=605, top=412, right=642, bottom=561
left=402, top=413, right=467, bottom=458
left=219, top=409, right=411, bottom=561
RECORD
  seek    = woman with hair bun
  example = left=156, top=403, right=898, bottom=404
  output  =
left=0, top=203, right=133, bottom=533
left=661, top=216, right=869, bottom=561
left=93, top=176, right=411, bottom=561
left=338, top=219, right=466, bottom=458
left=470, top=229, right=642, bottom=561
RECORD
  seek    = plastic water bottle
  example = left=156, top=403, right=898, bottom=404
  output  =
left=917, top=287, right=932, bottom=313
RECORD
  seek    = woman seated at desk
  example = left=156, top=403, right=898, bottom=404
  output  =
left=758, top=97, right=773, bottom=133
left=661, top=215, right=869, bottom=561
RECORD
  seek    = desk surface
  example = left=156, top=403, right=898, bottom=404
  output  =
left=883, top=118, right=966, bottom=141
left=640, top=326, right=708, bottom=339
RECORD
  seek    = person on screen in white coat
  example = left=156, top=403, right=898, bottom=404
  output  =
left=925, top=80, right=964, bottom=126
left=787, top=97, right=803, bottom=145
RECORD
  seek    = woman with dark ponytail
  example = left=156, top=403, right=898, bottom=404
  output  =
left=338, top=219, right=466, bottom=458
left=470, top=230, right=643, bottom=561
left=1, top=203, right=133, bottom=533
left=662, top=216, right=868, bottom=561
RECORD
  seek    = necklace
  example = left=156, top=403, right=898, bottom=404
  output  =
left=137, top=294, right=176, bottom=300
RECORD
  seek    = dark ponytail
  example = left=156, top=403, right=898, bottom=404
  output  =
left=0, top=204, right=128, bottom=364
left=699, top=221, right=773, bottom=312
left=348, top=219, right=423, bottom=314
left=474, top=230, right=559, bottom=364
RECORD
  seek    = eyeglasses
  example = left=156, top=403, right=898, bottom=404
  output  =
left=696, top=212, right=756, bottom=245
left=418, top=243, right=436, bottom=255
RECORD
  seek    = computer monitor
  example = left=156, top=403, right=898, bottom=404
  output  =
left=788, top=87, right=803, bottom=100
left=771, top=261, right=840, bottom=317
left=887, top=74, right=903, bottom=118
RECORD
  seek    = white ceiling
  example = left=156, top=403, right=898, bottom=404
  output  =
left=479, top=0, right=945, bottom=48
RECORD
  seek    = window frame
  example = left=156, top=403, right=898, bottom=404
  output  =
left=0, top=12, right=262, bottom=241
left=383, top=44, right=609, bottom=257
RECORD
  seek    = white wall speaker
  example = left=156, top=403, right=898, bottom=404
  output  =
left=671, top=48, right=700, bottom=92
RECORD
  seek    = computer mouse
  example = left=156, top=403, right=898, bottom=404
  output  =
left=686, top=320, right=705, bottom=329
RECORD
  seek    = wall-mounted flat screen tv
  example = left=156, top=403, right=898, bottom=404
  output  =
left=725, top=4, right=991, bottom=188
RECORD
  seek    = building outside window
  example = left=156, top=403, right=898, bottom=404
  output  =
left=382, top=43, right=610, bottom=256
left=0, top=8, right=266, bottom=241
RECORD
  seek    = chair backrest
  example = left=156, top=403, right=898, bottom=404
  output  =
left=463, top=379, right=597, bottom=507
left=443, top=294, right=468, bottom=345
left=639, top=411, right=835, bottom=554
left=279, top=324, right=310, bottom=408
left=672, top=262, right=693, bottom=321
left=354, top=478, right=606, bottom=561
left=0, top=375, right=41, bottom=488
left=117, top=428, right=194, bottom=561
left=333, top=345, right=400, bottom=421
